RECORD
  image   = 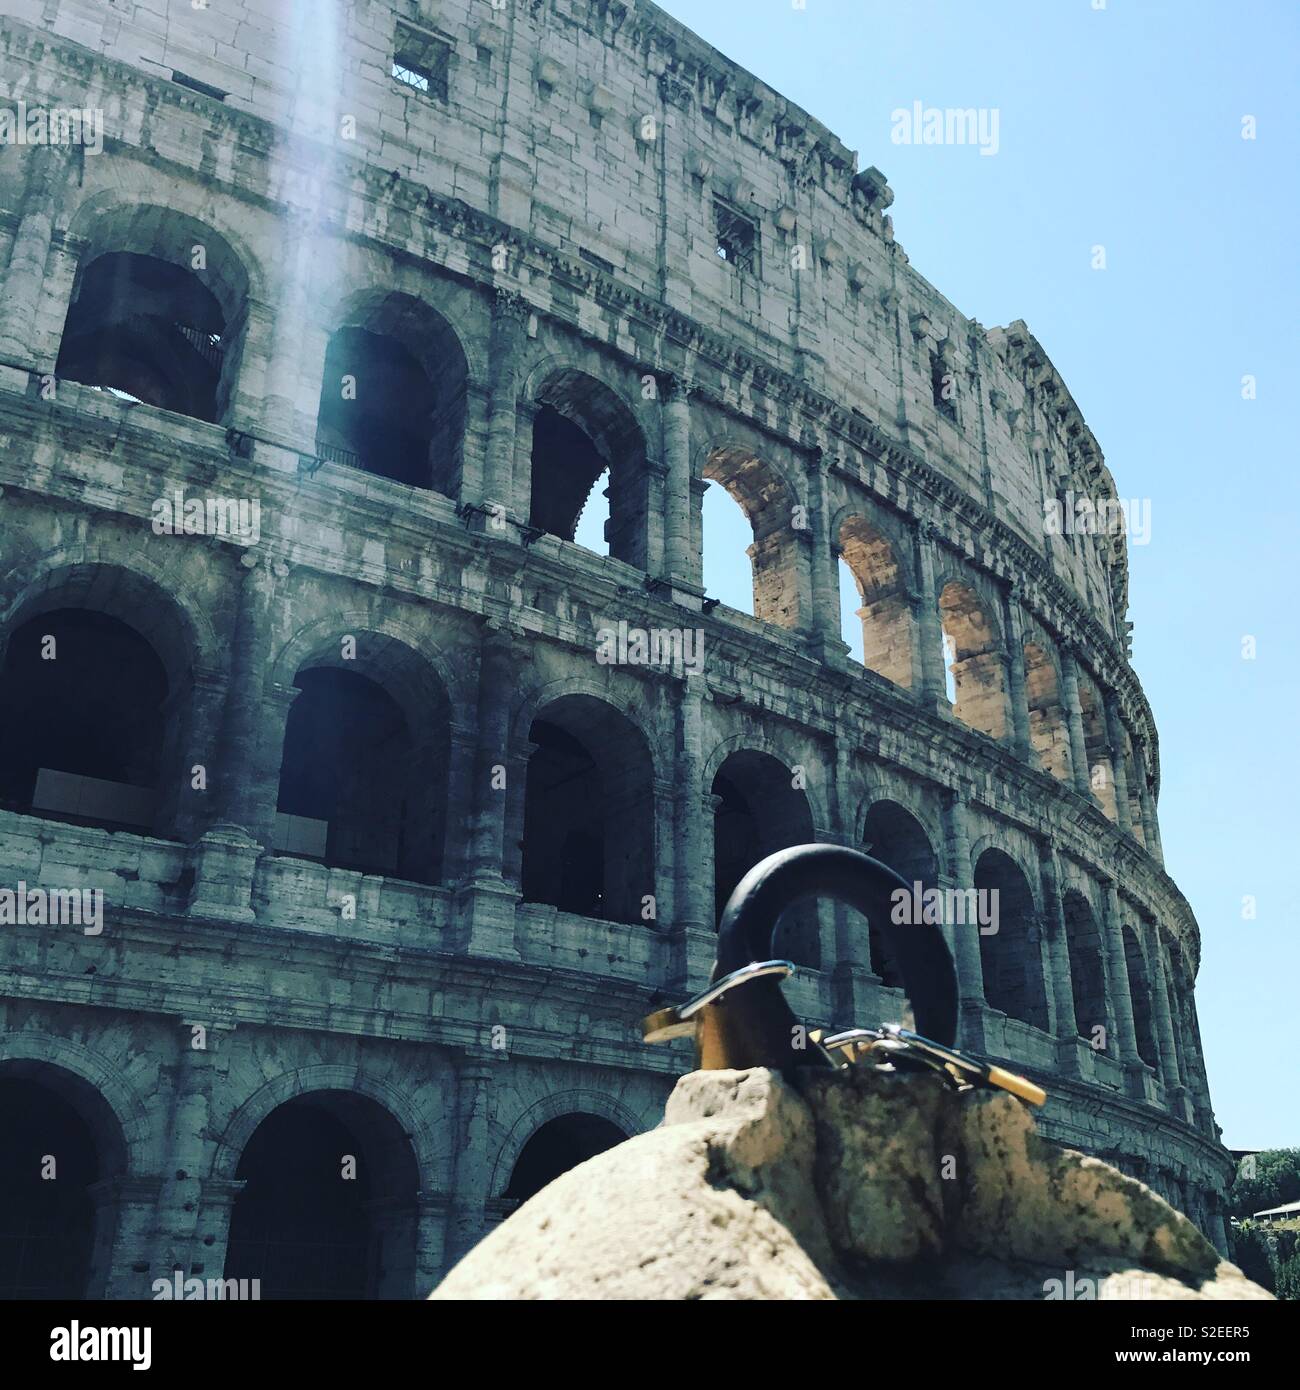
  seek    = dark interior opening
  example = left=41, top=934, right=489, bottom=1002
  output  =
left=315, top=327, right=437, bottom=487
left=56, top=251, right=226, bottom=421
left=521, top=719, right=604, bottom=918
left=276, top=666, right=441, bottom=882
left=0, top=609, right=168, bottom=831
left=503, top=1114, right=627, bottom=1205
left=0, top=1075, right=99, bottom=1299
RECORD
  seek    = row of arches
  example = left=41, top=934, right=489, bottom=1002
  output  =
left=837, top=510, right=1150, bottom=834
left=47, top=207, right=774, bottom=595
left=40, top=202, right=1145, bottom=792
left=0, top=574, right=1183, bottom=1025
left=0, top=1060, right=627, bottom=1300
left=0, top=596, right=1189, bottom=1094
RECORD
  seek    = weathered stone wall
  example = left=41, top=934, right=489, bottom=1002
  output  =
left=433, top=1068, right=1268, bottom=1301
left=0, top=0, right=1227, bottom=1299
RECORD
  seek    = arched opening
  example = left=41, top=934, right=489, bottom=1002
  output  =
left=529, top=372, right=648, bottom=568
left=224, top=1091, right=419, bottom=1300
left=701, top=480, right=756, bottom=615
left=1064, top=890, right=1108, bottom=1046
left=0, top=609, right=168, bottom=833
left=1123, top=924, right=1159, bottom=1070
left=703, top=445, right=801, bottom=630
left=55, top=208, right=250, bottom=424
left=1024, top=641, right=1070, bottom=780
left=859, top=800, right=937, bottom=988
left=1077, top=674, right=1116, bottom=819
left=57, top=252, right=226, bottom=417
left=938, top=581, right=1006, bottom=739
left=521, top=695, right=655, bottom=925
left=974, top=848, right=1048, bottom=1030
left=0, top=1062, right=127, bottom=1300
left=838, top=517, right=911, bottom=687
left=711, top=749, right=818, bottom=967
left=316, top=331, right=433, bottom=485
left=503, top=1113, right=628, bottom=1206
left=275, top=641, right=450, bottom=883
left=315, top=293, right=467, bottom=492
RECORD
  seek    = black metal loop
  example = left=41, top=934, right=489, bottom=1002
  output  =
left=716, top=843, right=959, bottom=1049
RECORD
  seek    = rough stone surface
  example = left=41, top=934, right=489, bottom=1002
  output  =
left=433, top=1068, right=1269, bottom=1301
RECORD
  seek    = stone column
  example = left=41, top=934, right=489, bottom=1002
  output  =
left=1038, top=843, right=1079, bottom=1043
left=1132, top=739, right=1165, bottom=864
left=805, top=449, right=848, bottom=662
left=831, top=743, right=876, bottom=1023
left=1104, top=695, right=1134, bottom=833
left=1148, top=924, right=1184, bottom=1094
left=642, top=457, right=669, bottom=582
left=501, top=732, right=536, bottom=893
left=463, top=624, right=513, bottom=884
left=187, top=556, right=284, bottom=922
left=1059, top=645, right=1093, bottom=799
left=1102, top=879, right=1140, bottom=1065
left=89, top=1176, right=163, bottom=1299
left=1161, top=948, right=1193, bottom=1120
left=1001, top=585, right=1031, bottom=759
left=944, top=791, right=985, bottom=1047
left=672, top=677, right=709, bottom=933
left=510, top=397, right=539, bottom=529
left=441, top=727, right=479, bottom=885
left=669, top=676, right=715, bottom=992
left=1179, top=988, right=1214, bottom=1131
left=156, top=668, right=226, bottom=842
left=661, top=375, right=696, bottom=591
left=416, top=1193, right=452, bottom=1293
left=0, top=144, right=74, bottom=371
left=912, top=522, right=948, bottom=713
left=213, top=556, right=280, bottom=837
left=481, top=290, right=529, bottom=523
left=831, top=739, right=857, bottom=849
left=150, top=1021, right=233, bottom=1282
left=456, top=623, right=520, bottom=958
left=445, top=1059, right=497, bottom=1266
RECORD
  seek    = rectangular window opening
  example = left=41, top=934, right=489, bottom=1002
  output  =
left=714, top=199, right=759, bottom=276
left=393, top=22, right=451, bottom=102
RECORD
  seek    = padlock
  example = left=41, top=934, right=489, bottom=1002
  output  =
left=641, top=843, right=958, bottom=1070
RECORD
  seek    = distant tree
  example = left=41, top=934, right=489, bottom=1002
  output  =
left=1275, top=1250, right=1300, bottom=1302
left=1230, top=1223, right=1276, bottom=1292
left=1227, top=1148, right=1300, bottom=1221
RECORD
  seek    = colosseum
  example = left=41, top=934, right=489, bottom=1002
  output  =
left=0, top=0, right=1230, bottom=1299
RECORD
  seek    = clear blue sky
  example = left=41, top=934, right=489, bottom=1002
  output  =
left=590, top=0, right=1299, bottom=1149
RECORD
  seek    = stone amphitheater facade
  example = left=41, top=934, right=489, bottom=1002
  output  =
left=0, top=0, right=1230, bottom=1299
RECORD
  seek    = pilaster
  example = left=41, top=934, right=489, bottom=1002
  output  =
left=944, top=790, right=985, bottom=1048
left=912, top=521, right=948, bottom=714
left=1104, top=694, right=1134, bottom=834
left=1059, top=645, right=1093, bottom=800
